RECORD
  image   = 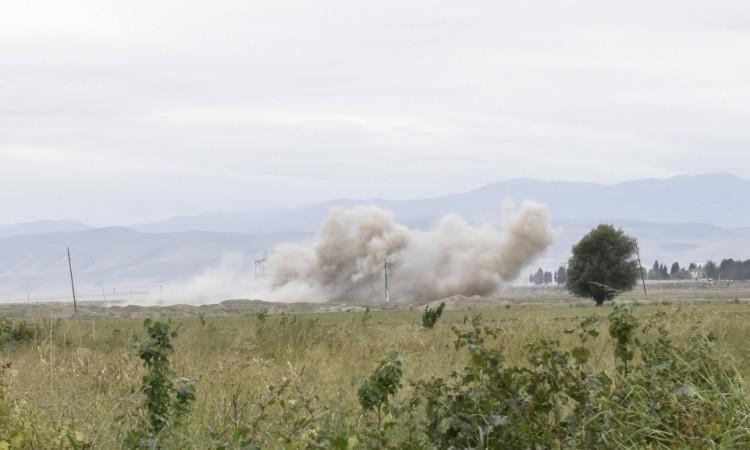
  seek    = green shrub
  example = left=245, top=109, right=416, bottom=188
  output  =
left=255, top=308, right=269, bottom=323
left=421, top=302, right=445, bottom=329
left=126, top=319, right=195, bottom=449
left=0, top=320, right=39, bottom=347
left=394, top=309, right=750, bottom=449
left=358, top=352, right=403, bottom=429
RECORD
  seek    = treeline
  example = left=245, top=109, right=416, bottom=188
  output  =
left=648, top=259, right=750, bottom=281
left=529, top=266, right=567, bottom=285
left=647, top=260, right=699, bottom=280
left=712, top=259, right=750, bottom=280
left=531, top=258, right=750, bottom=285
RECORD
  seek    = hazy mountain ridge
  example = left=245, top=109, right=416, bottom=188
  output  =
left=130, top=173, right=750, bottom=233
left=0, top=228, right=307, bottom=300
left=2, top=174, right=750, bottom=302
left=0, top=218, right=744, bottom=302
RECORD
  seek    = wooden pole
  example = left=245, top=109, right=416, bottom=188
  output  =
left=635, top=241, right=647, bottom=296
left=384, top=258, right=390, bottom=304
left=67, top=247, right=78, bottom=313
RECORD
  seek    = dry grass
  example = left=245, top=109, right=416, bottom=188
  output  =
left=2, top=295, right=750, bottom=447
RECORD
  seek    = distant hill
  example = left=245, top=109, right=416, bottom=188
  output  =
left=0, top=227, right=306, bottom=302
left=4, top=173, right=750, bottom=303
left=133, top=173, right=750, bottom=233
left=2, top=219, right=745, bottom=303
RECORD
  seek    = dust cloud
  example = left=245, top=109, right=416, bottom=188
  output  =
left=268, top=202, right=554, bottom=303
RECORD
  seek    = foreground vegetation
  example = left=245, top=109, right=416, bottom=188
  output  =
left=3, top=302, right=750, bottom=448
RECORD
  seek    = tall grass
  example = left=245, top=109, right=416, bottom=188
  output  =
left=1, top=304, right=750, bottom=448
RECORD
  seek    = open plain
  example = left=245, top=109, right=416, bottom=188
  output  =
left=3, top=281, right=750, bottom=448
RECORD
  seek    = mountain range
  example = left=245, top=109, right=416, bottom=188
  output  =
left=2, top=173, right=749, bottom=303
left=131, top=173, right=750, bottom=233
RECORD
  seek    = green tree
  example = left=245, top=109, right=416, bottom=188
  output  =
left=670, top=262, right=680, bottom=277
left=566, top=224, right=640, bottom=306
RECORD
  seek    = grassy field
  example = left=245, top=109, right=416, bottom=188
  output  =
left=3, top=286, right=750, bottom=448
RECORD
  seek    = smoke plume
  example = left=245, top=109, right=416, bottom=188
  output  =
left=268, top=202, right=554, bottom=303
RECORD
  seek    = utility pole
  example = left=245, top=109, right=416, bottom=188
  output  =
left=254, top=252, right=268, bottom=280
left=384, top=257, right=390, bottom=304
left=67, top=247, right=78, bottom=314
left=635, top=241, right=647, bottom=297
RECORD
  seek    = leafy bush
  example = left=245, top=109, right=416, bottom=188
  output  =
left=358, top=352, right=403, bottom=431
left=363, top=309, right=750, bottom=449
left=126, top=319, right=195, bottom=449
left=225, top=308, right=750, bottom=449
left=421, top=302, right=445, bottom=329
left=255, top=308, right=269, bottom=323
left=412, top=315, right=604, bottom=448
left=0, top=320, right=39, bottom=347
left=600, top=310, right=750, bottom=448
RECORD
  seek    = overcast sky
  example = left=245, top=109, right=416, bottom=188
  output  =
left=2, top=0, right=749, bottom=225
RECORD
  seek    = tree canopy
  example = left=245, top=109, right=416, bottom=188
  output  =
left=566, top=224, right=640, bottom=305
